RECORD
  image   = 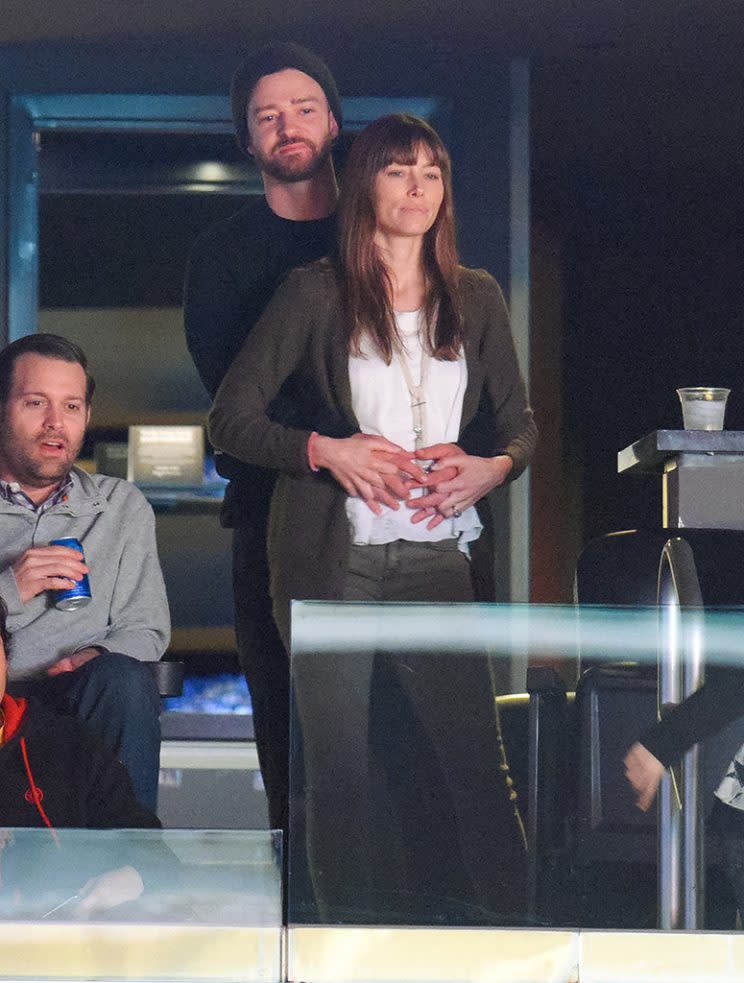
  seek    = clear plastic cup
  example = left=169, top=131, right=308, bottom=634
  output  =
left=676, top=387, right=730, bottom=431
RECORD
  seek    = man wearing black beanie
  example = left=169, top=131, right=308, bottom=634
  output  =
left=230, top=41, right=343, bottom=172
left=184, top=42, right=344, bottom=836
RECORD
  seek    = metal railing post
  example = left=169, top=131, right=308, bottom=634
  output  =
left=657, top=538, right=705, bottom=930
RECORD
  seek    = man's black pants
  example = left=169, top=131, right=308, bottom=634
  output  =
left=232, top=521, right=290, bottom=833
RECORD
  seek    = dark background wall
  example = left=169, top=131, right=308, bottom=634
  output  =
left=531, top=51, right=744, bottom=595
left=561, top=166, right=744, bottom=541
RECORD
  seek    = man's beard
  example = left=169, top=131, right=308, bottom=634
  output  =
left=254, top=134, right=334, bottom=184
left=0, top=428, right=81, bottom=489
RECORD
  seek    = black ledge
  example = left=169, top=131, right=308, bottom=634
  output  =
left=618, top=430, right=744, bottom=475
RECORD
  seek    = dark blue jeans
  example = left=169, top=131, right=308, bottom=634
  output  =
left=10, top=651, right=161, bottom=812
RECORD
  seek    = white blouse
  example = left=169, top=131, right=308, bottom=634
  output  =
left=345, top=309, right=482, bottom=550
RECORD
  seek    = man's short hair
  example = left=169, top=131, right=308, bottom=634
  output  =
left=0, top=333, right=96, bottom=407
left=0, top=595, right=8, bottom=650
left=230, top=41, right=343, bottom=156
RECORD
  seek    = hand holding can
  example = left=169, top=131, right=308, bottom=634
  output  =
left=50, top=538, right=92, bottom=610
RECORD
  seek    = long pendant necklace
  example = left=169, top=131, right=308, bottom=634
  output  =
left=397, top=328, right=430, bottom=452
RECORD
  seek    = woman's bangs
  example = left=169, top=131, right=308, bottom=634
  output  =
left=379, top=138, right=418, bottom=168
left=379, top=133, right=446, bottom=170
left=416, top=136, right=448, bottom=171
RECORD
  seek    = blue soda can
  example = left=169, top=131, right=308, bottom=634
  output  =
left=50, top=537, right=92, bottom=611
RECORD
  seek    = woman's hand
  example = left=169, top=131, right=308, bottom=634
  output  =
left=407, top=444, right=513, bottom=529
left=624, top=742, right=665, bottom=812
left=313, top=434, right=426, bottom=514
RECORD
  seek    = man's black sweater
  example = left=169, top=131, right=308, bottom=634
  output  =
left=184, top=196, right=343, bottom=521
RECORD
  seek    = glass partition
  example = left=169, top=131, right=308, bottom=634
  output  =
left=288, top=599, right=744, bottom=937
left=0, top=828, right=282, bottom=982
left=289, top=601, right=531, bottom=927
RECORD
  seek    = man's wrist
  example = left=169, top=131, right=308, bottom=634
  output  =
left=311, top=435, right=335, bottom=470
left=307, top=431, right=321, bottom=472
left=73, top=645, right=106, bottom=658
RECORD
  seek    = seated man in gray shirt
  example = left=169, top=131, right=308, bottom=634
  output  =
left=0, top=333, right=170, bottom=810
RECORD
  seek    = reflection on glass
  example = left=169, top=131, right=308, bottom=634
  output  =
left=0, top=828, right=282, bottom=982
left=290, top=602, right=529, bottom=927
left=289, top=600, right=744, bottom=933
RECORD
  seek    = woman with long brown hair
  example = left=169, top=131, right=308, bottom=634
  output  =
left=210, top=113, right=536, bottom=923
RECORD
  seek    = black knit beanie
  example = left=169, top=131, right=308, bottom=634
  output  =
left=231, top=42, right=342, bottom=156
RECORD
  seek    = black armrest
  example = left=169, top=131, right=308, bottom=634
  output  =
left=148, top=660, right=184, bottom=698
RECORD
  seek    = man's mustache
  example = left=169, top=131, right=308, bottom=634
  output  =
left=273, top=137, right=315, bottom=153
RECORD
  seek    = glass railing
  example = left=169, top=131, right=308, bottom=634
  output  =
left=288, top=601, right=532, bottom=927
left=0, top=828, right=282, bottom=982
left=287, top=598, right=744, bottom=940
left=7, top=594, right=744, bottom=981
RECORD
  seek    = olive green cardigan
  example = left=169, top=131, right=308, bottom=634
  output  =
left=209, top=261, right=536, bottom=644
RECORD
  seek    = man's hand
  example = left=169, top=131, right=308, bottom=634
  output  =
left=12, top=545, right=88, bottom=605
left=371, top=449, right=430, bottom=509
left=407, top=443, right=467, bottom=528
left=313, top=433, right=419, bottom=514
left=47, top=647, right=101, bottom=677
left=407, top=444, right=513, bottom=529
left=624, top=741, right=666, bottom=812
left=72, top=865, right=144, bottom=919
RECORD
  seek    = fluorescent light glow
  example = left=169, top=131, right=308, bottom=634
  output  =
left=194, top=161, right=230, bottom=182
